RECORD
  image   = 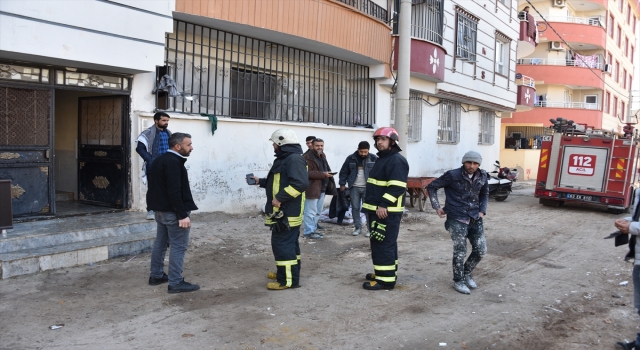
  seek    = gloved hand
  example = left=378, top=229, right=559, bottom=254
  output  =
left=370, top=221, right=386, bottom=242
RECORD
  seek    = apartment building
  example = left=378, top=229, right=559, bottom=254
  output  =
left=1, top=0, right=521, bottom=216
left=501, top=0, right=639, bottom=180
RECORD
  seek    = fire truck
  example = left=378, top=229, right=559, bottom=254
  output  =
left=535, top=119, right=640, bottom=213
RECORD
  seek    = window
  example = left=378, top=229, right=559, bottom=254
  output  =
left=615, top=61, right=620, bottom=82
left=632, top=46, right=635, bottom=62
left=608, top=52, right=613, bottom=65
left=614, top=96, right=618, bottom=116
left=609, top=15, right=615, bottom=37
left=407, top=0, right=444, bottom=45
left=390, top=91, right=424, bottom=142
left=497, top=0, right=509, bottom=6
left=617, top=26, right=622, bottom=46
left=456, top=8, right=479, bottom=62
left=495, top=33, right=510, bottom=76
left=438, top=99, right=461, bottom=143
left=619, top=0, right=624, bottom=12
left=622, top=101, right=626, bottom=119
left=634, top=16, right=637, bottom=32
left=164, top=20, right=376, bottom=125
left=504, top=126, right=544, bottom=149
left=630, top=76, right=633, bottom=93
left=628, top=4, right=632, bottom=23
left=605, top=91, right=611, bottom=113
left=625, top=37, right=629, bottom=56
left=479, top=110, right=495, bottom=145
left=623, top=69, right=627, bottom=88
left=585, top=95, right=598, bottom=110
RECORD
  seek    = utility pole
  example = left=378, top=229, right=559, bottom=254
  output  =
left=395, top=0, right=411, bottom=156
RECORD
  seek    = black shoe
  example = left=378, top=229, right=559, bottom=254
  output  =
left=148, top=273, right=169, bottom=286
left=616, top=341, right=637, bottom=350
left=363, top=281, right=394, bottom=290
left=365, top=273, right=376, bottom=281
left=304, top=232, right=323, bottom=239
left=316, top=224, right=325, bottom=231
left=168, top=279, right=200, bottom=294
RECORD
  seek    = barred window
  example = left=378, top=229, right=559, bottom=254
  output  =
left=389, top=91, right=423, bottom=142
left=456, top=9, right=479, bottom=62
left=409, top=0, right=444, bottom=45
left=479, top=110, right=495, bottom=145
left=438, top=100, right=461, bottom=143
left=162, top=20, right=376, bottom=126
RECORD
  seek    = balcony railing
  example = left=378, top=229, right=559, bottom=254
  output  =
left=516, top=74, right=535, bottom=89
left=534, top=16, right=605, bottom=28
left=535, top=101, right=601, bottom=110
left=335, top=0, right=388, bottom=22
left=517, top=58, right=603, bottom=70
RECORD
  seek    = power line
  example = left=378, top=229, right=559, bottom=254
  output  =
left=525, top=0, right=630, bottom=97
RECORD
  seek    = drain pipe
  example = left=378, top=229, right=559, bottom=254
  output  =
left=395, top=0, right=412, bottom=156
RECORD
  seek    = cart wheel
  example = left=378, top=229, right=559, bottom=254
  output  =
left=408, top=189, right=416, bottom=207
left=417, top=190, right=425, bottom=211
left=494, top=195, right=508, bottom=201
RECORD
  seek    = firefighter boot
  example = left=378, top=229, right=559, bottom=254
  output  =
left=363, top=281, right=394, bottom=290
left=365, top=273, right=376, bottom=281
left=267, top=272, right=277, bottom=280
left=266, top=282, right=301, bottom=290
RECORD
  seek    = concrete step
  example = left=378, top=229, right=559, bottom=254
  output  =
left=55, top=191, right=75, bottom=202
left=0, top=230, right=156, bottom=279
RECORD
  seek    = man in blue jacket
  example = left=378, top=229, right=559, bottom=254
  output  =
left=427, top=151, right=489, bottom=295
left=338, top=141, right=378, bottom=237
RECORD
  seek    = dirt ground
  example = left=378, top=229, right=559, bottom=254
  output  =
left=2, top=182, right=639, bottom=350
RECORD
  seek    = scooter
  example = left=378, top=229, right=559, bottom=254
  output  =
left=494, top=160, right=519, bottom=182
left=489, top=160, right=513, bottom=201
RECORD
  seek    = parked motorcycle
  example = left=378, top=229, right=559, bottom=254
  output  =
left=489, top=160, right=513, bottom=201
left=494, top=160, right=519, bottom=182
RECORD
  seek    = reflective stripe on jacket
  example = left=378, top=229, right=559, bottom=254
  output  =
left=362, top=147, right=409, bottom=215
left=260, top=149, right=309, bottom=227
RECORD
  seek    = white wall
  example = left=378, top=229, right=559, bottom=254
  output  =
left=0, top=0, right=174, bottom=73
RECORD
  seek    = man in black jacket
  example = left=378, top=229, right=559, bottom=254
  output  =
left=147, top=132, right=199, bottom=294
left=338, top=141, right=378, bottom=237
left=361, top=127, right=409, bottom=291
left=427, top=151, right=489, bottom=295
left=249, top=129, right=308, bottom=290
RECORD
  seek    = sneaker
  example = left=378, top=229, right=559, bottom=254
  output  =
left=148, top=273, right=169, bottom=286
left=616, top=341, right=637, bottom=350
left=464, top=274, right=478, bottom=289
left=316, top=224, right=325, bottom=231
left=365, top=273, right=376, bottom=281
left=304, top=232, right=323, bottom=239
left=453, top=281, right=471, bottom=295
left=352, top=228, right=362, bottom=236
left=146, top=210, right=155, bottom=220
left=267, top=282, right=301, bottom=290
left=168, top=279, right=200, bottom=294
left=363, top=281, right=394, bottom=290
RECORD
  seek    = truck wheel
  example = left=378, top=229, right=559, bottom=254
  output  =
left=494, top=195, right=508, bottom=201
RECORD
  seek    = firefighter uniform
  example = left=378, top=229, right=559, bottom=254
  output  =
left=259, top=135, right=308, bottom=290
left=362, top=146, right=409, bottom=289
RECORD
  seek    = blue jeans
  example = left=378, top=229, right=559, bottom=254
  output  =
left=350, top=187, right=366, bottom=229
left=303, top=193, right=325, bottom=235
left=633, top=264, right=640, bottom=344
left=150, top=211, right=191, bottom=286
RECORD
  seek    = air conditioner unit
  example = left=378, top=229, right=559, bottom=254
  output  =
left=549, top=41, right=565, bottom=51
left=603, top=64, right=613, bottom=74
left=553, top=0, right=566, bottom=7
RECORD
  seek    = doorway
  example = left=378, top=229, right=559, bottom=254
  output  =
left=54, top=90, right=130, bottom=216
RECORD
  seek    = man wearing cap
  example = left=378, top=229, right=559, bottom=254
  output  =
left=136, top=112, right=172, bottom=220
left=338, top=141, right=378, bottom=237
left=427, top=151, right=489, bottom=295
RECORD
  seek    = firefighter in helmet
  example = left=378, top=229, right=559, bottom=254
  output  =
left=248, top=128, right=308, bottom=290
left=361, top=127, right=410, bottom=290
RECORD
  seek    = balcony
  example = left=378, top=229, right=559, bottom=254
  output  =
left=534, top=101, right=601, bottom=109
left=515, top=74, right=536, bottom=112
left=518, top=58, right=603, bottom=70
left=516, top=63, right=604, bottom=89
left=536, top=16, right=606, bottom=49
left=392, top=38, right=446, bottom=83
left=504, top=106, right=603, bottom=127
left=518, top=17, right=537, bottom=58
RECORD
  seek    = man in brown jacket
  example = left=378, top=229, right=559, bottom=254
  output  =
left=302, top=138, right=335, bottom=239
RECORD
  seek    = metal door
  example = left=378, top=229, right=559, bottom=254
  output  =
left=0, top=86, right=54, bottom=216
left=77, top=96, right=128, bottom=208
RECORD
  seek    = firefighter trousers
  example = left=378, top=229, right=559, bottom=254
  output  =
left=271, top=225, right=301, bottom=287
left=367, top=213, right=401, bottom=286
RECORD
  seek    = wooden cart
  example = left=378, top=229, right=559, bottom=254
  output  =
left=406, top=177, right=436, bottom=212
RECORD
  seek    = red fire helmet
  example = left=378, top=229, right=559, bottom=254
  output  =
left=373, top=127, right=399, bottom=141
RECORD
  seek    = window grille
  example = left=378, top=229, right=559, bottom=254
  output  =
left=479, top=110, right=495, bottom=145
left=389, top=91, right=423, bottom=142
left=404, top=0, right=444, bottom=45
left=456, top=9, right=479, bottom=62
left=162, top=20, right=376, bottom=126
left=438, top=99, right=461, bottom=143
